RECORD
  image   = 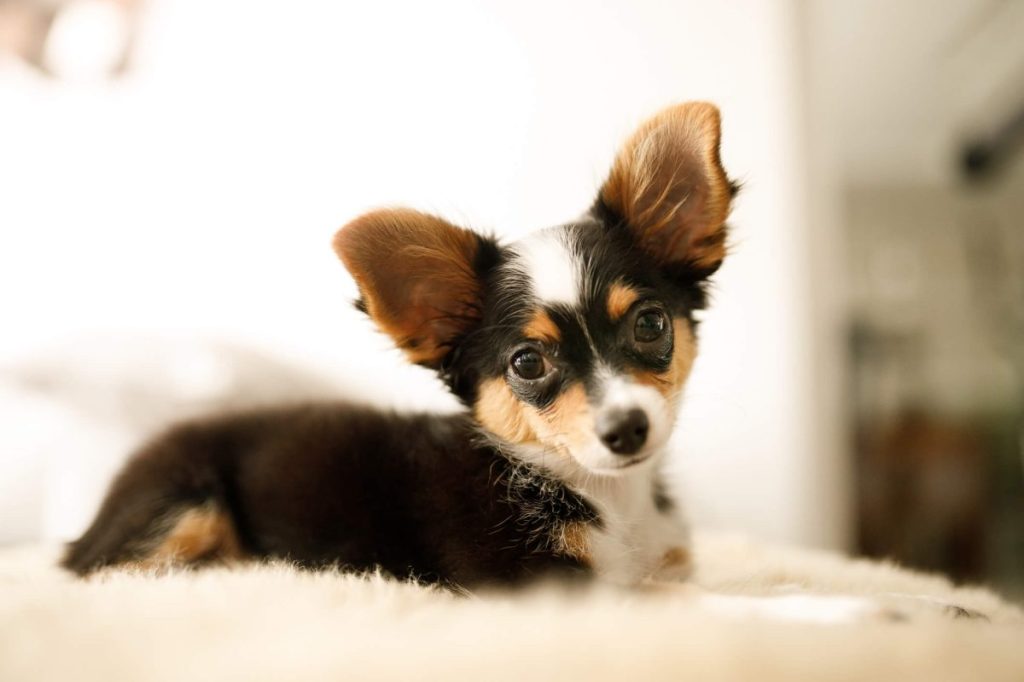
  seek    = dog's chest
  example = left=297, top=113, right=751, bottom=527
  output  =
left=578, top=477, right=691, bottom=584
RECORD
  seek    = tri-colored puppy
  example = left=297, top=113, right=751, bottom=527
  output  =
left=59, top=102, right=991, bottom=623
left=64, top=101, right=725, bottom=587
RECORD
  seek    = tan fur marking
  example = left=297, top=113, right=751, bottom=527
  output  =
left=474, top=378, right=537, bottom=443
left=631, top=320, right=697, bottom=401
left=652, top=545, right=693, bottom=581
left=476, top=378, right=595, bottom=459
left=524, top=309, right=561, bottom=343
left=142, top=507, right=243, bottom=568
left=558, top=521, right=592, bottom=565
left=600, top=102, right=732, bottom=270
left=531, top=383, right=593, bottom=453
left=606, top=281, right=640, bottom=320
left=659, top=546, right=691, bottom=571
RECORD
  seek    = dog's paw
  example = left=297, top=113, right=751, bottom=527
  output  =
left=874, top=593, right=990, bottom=623
left=943, top=603, right=989, bottom=620
left=691, top=592, right=884, bottom=625
left=693, top=592, right=990, bottom=625
left=646, top=583, right=991, bottom=625
left=754, top=585, right=992, bottom=624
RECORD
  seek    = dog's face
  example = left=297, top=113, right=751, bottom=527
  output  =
left=335, top=102, right=734, bottom=476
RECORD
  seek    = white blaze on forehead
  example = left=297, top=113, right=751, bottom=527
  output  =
left=512, top=229, right=580, bottom=306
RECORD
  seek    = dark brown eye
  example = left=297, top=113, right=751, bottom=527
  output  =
left=511, top=349, right=547, bottom=380
left=634, top=310, right=667, bottom=343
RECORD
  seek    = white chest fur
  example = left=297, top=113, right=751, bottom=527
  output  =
left=576, top=469, right=691, bottom=585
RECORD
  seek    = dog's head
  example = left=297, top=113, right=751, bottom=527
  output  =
left=334, top=102, right=734, bottom=475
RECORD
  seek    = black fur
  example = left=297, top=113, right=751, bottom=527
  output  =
left=63, top=403, right=596, bottom=587
left=652, top=478, right=676, bottom=514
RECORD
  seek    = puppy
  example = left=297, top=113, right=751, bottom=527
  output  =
left=63, top=101, right=723, bottom=586
left=59, top=103, right=985, bottom=623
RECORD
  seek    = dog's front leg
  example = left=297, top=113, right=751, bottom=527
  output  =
left=638, top=581, right=988, bottom=624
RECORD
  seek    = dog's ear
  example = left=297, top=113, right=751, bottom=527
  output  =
left=597, top=101, right=734, bottom=277
left=333, top=208, right=491, bottom=367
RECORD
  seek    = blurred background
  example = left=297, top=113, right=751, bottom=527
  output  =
left=0, top=0, right=1021, bottom=597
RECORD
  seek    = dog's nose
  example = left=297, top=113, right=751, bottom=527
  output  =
left=597, top=408, right=649, bottom=455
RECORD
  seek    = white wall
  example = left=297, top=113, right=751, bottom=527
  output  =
left=0, top=0, right=842, bottom=548
left=804, top=0, right=1024, bottom=187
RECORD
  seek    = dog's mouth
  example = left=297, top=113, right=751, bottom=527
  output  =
left=582, top=450, right=657, bottom=475
left=618, top=454, right=651, bottom=468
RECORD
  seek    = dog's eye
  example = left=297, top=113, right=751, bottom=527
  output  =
left=510, top=349, right=547, bottom=380
left=634, top=310, right=667, bottom=343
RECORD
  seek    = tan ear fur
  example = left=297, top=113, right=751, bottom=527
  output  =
left=599, top=102, right=733, bottom=272
left=333, top=208, right=484, bottom=366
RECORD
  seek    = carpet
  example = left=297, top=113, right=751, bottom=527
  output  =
left=2, top=532, right=1022, bottom=681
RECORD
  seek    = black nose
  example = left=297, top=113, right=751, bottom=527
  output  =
left=597, top=408, right=649, bottom=455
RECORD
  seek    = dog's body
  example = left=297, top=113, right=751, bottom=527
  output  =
left=64, top=100, right=729, bottom=585
left=63, top=403, right=688, bottom=587
left=61, top=103, right=984, bottom=623
left=64, top=102, right=725, bottom=586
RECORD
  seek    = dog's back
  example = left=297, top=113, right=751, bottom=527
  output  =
left=62, top=403, right=596, bottom=586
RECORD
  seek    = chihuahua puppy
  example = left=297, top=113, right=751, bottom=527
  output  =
left=63, top=102, right=726, bottom=587
left=60, top=102, right=990, bottom=624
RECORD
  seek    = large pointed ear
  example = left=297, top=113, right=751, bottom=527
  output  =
left=333, top=208, right=492, bottom=367
left=597, top=101, right=735, bottom=276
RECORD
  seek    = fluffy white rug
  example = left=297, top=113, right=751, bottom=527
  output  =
left=2, top=532, right=1021, bottom=682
